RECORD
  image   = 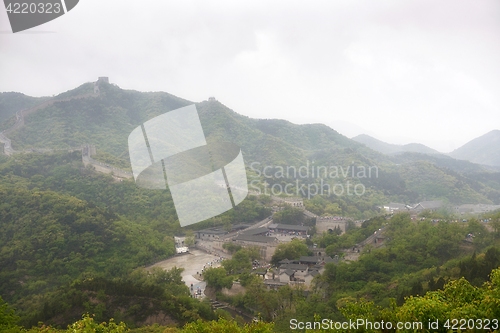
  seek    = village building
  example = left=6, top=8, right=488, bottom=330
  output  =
left=454, top=204, right=500, bottom=215
left=382, top=202, right=408, bottom=213
left=410, top=200, right=443, bottom=213
left=239, top=227, right=269, bottom=237
left=195, top=224, right=251, bottom=240
left=268, top=224, right=310, bottom=236
left=233, top=234, right=278, bottom=261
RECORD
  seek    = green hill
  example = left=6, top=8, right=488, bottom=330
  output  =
left=2, top=81, right=500, bottom=331
left=1, top=81, right=499, bottom=205
left=449, top=129, right=500, bottom=167
left=352, top=134, right=441, bottom=155
left=0, top=92, right=49, bottom=130
left=0, top=151, right=270, bottom=327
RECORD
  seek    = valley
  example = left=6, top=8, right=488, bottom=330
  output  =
left=0, top=80, right=499, bottom=332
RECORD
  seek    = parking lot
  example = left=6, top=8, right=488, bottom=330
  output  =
left=148, top=249, right=223, bottom=298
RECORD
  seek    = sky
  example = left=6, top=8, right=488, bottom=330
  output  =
left=1, top=0, right=499, bottom=153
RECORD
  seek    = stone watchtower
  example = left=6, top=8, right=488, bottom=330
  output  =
left=94, top=77, right=109, bottom=94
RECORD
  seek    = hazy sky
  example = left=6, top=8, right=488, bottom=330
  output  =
left=1, top=0, right=499, bottom=153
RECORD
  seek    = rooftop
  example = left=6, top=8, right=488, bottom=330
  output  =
left=240, top=227, right=269, bottom=236
left=270, top=224, right=310, bottom=232
left=279, top=263, right=308, bottom=271
left=234, top=234, right=278, bottom=244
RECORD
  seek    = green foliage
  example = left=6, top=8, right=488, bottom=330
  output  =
left=3, top=84, right=500, bottom=332
left=184, top=231, right=195, bottom=247
left=271, top=239, right=311, bottom=266
left=272, top=206, right=304, bottom=225
left=0, top=296, right=20, bottom=332
left=0, top=92, right=48, bottom=126
left=92, top=150, right=131, bottom=171
left=65, top=314, right=128, bottom=333
left=243, top=279, right=280, bottom=321
left=220, top=248, right=261, bottom=276
left=459, top=247, right=500, bottom=286
left=222, top=243, right=242, bottom=254
left=181, top=318, right=273, bottom=333
left=17, top=267, right=215, bottom=328
left=395, top=270, right=500, bottom=332
left=203, top=268, right=233, bottom=292
left=317, top=216, right=385, bottom=255
left=4, top=83, right=499, bottom=209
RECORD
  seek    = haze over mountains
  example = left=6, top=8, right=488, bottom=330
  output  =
left=449, top=130, right=500, bottom=167
left=1, top=80, right=500, bottom=206
left=352, top=134, right=441, bottom=156
left=353, top=132, right=500, bottom=168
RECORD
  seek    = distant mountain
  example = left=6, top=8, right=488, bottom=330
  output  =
left=449, top=130, right=500, bottom=167
left=352, top=134, right=440, bottom=155
left=2, top=82, right=386, bottom=167
left=1, top=80, right=499, bottom=205
left=0, top=92, right=49, bottom=129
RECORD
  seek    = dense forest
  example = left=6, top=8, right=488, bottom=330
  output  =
left=0, top=152, right=270, bottom=328
left=2, top=82, right=500, bottom=207
left=2, top=210, right=498, bottom=332
left=1, top=83, right=500, bottom=332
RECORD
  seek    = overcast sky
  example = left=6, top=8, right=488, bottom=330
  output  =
left=1, top=0, right=499, bottom=153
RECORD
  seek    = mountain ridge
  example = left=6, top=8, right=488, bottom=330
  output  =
left=449, top=130, right=500, bottom=167
left=1, top=80, right=499, bottom=205
left=352, top=134, right=441, bottom=155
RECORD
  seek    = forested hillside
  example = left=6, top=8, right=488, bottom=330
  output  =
left=0, top=93, right=49, bottom=131
left=353, top=134, right=440, bottom=155
left=450, top=130, right=500, bottom=167
left=2, top=81, right=499, bottom=206
left=2, top=210, right=499, bottom=332
left=1, top=82, right=500, bottom=331
left=0, top=152, right=270, bottom=328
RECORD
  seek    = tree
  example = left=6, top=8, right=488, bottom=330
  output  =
left=184, top=230, right=195, bottom=247
left=244, top=279, right=280, bottom=321
left=244, top=246, right=261, bottom=261
left=223, top=220, right=232, bottom=232
left=272, top=206, right=304, bottom=225
left=65, top=314, right=128, bottom=333
left=222, top=242, right=242, bottom=254
left=271, top=239, right=311, bottom=266
left=491, top=215, right=500, bottom=238
left=0, top=296, right=20, bottom=332
left=181, top=318, right=273, bottom=333
left=222, top=249, right=252, bottom=274
left=203, top=267, right=233, bottom=292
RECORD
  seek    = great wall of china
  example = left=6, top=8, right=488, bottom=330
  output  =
left=0, top=80, right=356, bottom=233
left=0, top=78, right=134, bottom=180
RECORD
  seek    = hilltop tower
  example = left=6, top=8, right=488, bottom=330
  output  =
left=94, top=77, right=109, bottom=94
left=98, top=77, right=109, bottom=84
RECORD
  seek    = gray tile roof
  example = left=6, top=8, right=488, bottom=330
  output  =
left=234, top=234, right=278, bottom=244
left=299, top=256, right=321, bottom=263
left=306, top=270, right=320, bottom=277
left=280, top=269, right=295, bottom=276
left=240, top=227, right=269, bottom=236
left=272, top=224, right=310, bottom=232
left=413, top=201, right=442, bottom=210
left=280, top=263, right=308, bottom=271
